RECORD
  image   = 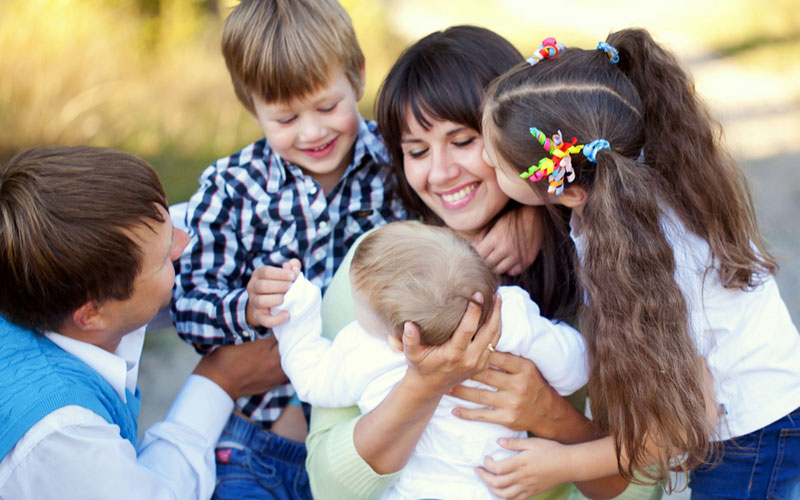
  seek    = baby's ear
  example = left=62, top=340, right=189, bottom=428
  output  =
left=387, top=334, right=404, bottom=353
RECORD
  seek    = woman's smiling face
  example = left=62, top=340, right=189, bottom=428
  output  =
left=400, top=112, right=509, bottom=238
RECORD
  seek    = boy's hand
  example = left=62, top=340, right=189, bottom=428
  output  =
left=245, top=259, right=300, bottom=329
left=473, top=205, right=542, bottom=276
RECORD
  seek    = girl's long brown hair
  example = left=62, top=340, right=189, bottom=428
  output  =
left=483, top=28, right=777, bottom=488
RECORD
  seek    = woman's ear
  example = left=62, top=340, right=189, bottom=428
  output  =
left=559, top=185, right=588, bottom=208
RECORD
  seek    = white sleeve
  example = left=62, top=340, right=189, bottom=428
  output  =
left=0, top=374, right=233, bottom=500
left=271, top=274, right=369, bottom=407
left=497, top=287, right=589, bottom=396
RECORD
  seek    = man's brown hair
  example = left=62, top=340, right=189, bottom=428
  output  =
left=350, top=222, right=498, bottom=345
left=0, top=146, right=168, bottom=333
left=222, top=0, right=365, bottom=113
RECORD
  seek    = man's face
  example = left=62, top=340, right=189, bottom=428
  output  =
left=251, top=69, right=364, bottom=192
left=99, top=206, right=189, bottom=350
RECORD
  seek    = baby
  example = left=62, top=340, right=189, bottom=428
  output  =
left=272, top=221, right=588, bottom=500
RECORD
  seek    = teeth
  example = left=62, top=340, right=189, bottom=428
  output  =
left=441, top=183, right=477, bottom=203
left=308, top=140, right=332, bottom=152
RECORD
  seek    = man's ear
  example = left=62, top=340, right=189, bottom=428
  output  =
left=559, top=185, right=589, bottom=208
left=72, top=301, right=108, bottom=331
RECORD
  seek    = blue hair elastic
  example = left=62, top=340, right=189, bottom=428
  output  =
left=597, top=41, right=619, bottom=64
left=583, top=139, right=610, bottom=163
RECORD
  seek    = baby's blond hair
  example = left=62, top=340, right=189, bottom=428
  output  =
left=222, top=0, right=365, bottom=113
left=351, top=222, right=498, bottom=345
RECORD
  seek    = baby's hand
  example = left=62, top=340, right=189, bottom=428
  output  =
left=245, top=261, right=300, bottom=329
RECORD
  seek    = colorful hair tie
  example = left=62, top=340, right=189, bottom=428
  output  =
left=527, top=37, right=565, bottom=67
left=583, top=139, right=610, bottom=162
left=596, top=41, right=619, bottom=63
left=521, top=127, right=583, bottom=195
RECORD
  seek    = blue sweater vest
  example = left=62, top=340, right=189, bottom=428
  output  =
left=0, top=316, right=140, bottom=460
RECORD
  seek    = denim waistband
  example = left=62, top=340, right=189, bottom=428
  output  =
left=218, top=413, right=307, bottom=464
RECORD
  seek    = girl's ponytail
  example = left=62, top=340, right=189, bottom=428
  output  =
left=579, top=149, right=714, bottom=484
left=608, top=29, right=776, bottom=287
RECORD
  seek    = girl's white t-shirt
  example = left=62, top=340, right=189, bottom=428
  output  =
left=570, top=208, right=800, bottom=440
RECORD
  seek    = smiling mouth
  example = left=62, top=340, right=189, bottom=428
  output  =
left=306, top=140, right=334, bottom=152
left=440, top=182, right=478, bottom=204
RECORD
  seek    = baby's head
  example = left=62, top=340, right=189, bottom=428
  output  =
left=350, top=222, right=498, bottom=346
left=222, top=0, right=364, bottom=112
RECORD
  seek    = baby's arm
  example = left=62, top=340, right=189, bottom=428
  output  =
left=499, top=287, right=588, bottom=395
left=271, top=273, right=368, bottom=408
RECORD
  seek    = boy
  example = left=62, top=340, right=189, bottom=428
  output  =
left=270, top=222, right=588, bottom=500
left=0, top=146, right=280, bottom=499
left=171, top=0, right=406, bottom=497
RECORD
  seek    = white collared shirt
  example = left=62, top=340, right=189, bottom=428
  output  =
left=0, top=327, right=234, bottom=500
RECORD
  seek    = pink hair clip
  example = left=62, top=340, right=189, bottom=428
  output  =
left=526, top=37, right=565, bottom=66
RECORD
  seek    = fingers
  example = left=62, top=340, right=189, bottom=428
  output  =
left=251, top=263, right=297, bottom=282
left=485, top=351, right=526, bottom=375
left=449, top=384, right=500, bottom=407
left=450, top=293, right=484, bottom=350
left=250, top=308, right=290, bottom=329
left=401, top=321, right=424, bottom=360
left=475, top=294, right=502, bottom=350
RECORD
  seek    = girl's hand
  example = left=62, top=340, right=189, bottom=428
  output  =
left=476, top=437, right=573, bottom=500
left=450, top=351, right=583, bottom=439
left=402, top=293, right=502, bottom=398
left=473, top=205, right=542, bottom=276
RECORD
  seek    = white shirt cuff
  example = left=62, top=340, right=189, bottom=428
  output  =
left=165, top=374, right=234, bottom=444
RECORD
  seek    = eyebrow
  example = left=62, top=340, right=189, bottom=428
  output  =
left=401, top=126, right=468, bottom=144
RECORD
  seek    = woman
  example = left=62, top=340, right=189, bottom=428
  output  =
left=305, top=26, right=651, bottom=500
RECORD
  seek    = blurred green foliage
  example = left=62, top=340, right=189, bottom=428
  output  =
left=2, top=0, right=798, bottom=202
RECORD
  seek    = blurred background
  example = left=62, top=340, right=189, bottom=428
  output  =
left=3, top=1, right=799, bottom=495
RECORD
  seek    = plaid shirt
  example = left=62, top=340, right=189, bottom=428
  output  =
left=171, top=118, right=407, bottom=426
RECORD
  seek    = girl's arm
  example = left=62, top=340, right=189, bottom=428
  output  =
left=450, top=353, right=629, bottom=499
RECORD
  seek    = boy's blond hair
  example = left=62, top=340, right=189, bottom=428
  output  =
left=350, top=222, right=498, bottom=345
left=222, top=0, right=365, bottom=113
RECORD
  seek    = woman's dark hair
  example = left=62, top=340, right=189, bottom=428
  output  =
left=375, top=25, right=580, bottom=321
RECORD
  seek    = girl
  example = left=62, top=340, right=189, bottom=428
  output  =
left=481, top=29, right=800, bottom=499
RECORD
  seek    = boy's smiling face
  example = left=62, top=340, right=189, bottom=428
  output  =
left=252, top=69, right=364, bottom=192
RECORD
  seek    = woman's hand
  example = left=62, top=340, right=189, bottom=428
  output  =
left=476, top=437, right=574, bottom=500
left=403, top=292, right=503, bottom=398
left=353, top=292, right=502, bottom=474
left=450, top=351, right=590, bottom=440
left=473, top=205, right=542, bottom=276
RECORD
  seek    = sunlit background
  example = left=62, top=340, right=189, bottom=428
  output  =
left=3, top=2, right=799, bottom=478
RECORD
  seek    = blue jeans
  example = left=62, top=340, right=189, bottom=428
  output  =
left=690, top=406, right=800, bottom=499
left=212, top=413, right=312, bottom=500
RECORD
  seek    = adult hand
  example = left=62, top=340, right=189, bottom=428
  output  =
left=473, top=205, right=542, bottom=276
left=244, top=260, right=299, bottom=328
left=193, top=335, right=288, bottom=400
left=450, top=351, right=587, bottom=440
left=476, top=437, right=573, bottom=500
left=402, top=292, right=502, bottom=399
